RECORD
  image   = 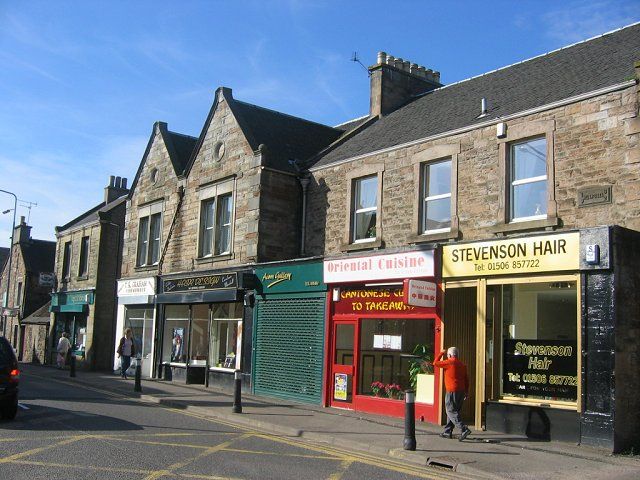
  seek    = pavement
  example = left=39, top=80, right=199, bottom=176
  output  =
left=19, top=363, right=640, bottom=480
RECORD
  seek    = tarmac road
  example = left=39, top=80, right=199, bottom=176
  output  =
left=0, top=368, right=479, bottom=480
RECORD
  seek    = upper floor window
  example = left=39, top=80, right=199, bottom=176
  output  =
left=137, top=212, right=161, bottom=267
left=78, top=236, right=90, bottom=277
left=199, top=194, right=233, bottom=257
left=197, top=178, right=235, bottom=258
left=421, top=159, right=451, bottom=233
left=509, top=137, right=547, bottom=222
left=62, top=241, right=72, bottom=280
left=15, top=282, right=22, bottom=306
left=352, top=175, right=377, bottom=242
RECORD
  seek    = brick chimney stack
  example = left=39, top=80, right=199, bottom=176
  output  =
left=13, top=216, right=31, bottom=245
left=104, top=175, right=129, bottom=204
left=369, top=51, right=442, bottom=117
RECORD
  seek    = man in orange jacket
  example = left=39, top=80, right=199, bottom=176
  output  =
left=433, top=346, right=471, bottom=441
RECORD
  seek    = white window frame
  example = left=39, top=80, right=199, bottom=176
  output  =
left=136, top=202, right=163, bottom=267
left=352, top=175, right=378, bottom=244
left=421, top=158, right=452, bottom=234
left=509, top=137, right=548, bottom=223
left=197, top=178, right=235, bottom=258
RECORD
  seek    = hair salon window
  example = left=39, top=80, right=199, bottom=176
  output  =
left=497, top=281, right=578, bottom=403
left=209, top=302, right=242, bottom=370
left=421, top=158, right=451, bottom=233
left=352, top=175, right=378, bottom=242
left=509, top=137, right=547, bottom=222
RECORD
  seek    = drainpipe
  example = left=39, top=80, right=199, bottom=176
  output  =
left=298, top=176, right=310, bottom=256
left=157, top=183, right=185, bottom=276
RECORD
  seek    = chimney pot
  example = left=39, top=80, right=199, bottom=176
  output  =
left=121, top=178, right=128, bottom=189
left=109, top=175, right=115, bottom=187
left=410, top=63, right=419, bottom=74
left=394, top=58, right=403, bottom=69
left=20, top=216, right=25, bottom=225
left=377, top=51, right=387, bottom=65
left=385, top=54, right=395, bottom=65
left=433, top=71, right=441, bottom=83
left=402, top=60, right=410, bottom=72
left=115, top=176, right=122, bottom=188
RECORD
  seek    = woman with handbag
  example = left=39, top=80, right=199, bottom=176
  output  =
left=116, top=328, right=136, bottom=379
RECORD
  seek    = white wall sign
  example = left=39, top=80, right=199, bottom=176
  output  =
left=324, top=251, right=434, bottom=284
left=403, top=279, right=437, bottom=308
left=117, top=277, right=156, bottom=297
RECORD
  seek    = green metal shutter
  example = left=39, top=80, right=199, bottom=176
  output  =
left=254, top=297, right=325, bottom=404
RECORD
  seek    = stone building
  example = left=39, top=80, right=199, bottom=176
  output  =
left=303, top=24, right=640, bottom=452
left=116, top=89, right=344, bottom=390
left=49, top=176, right=128, bottom=370
left=0, top=217, right=55, bottom=363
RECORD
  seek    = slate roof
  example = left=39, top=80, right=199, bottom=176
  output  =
left=21, top=239, right=55, bottom=273
left=56, top=195, right=126, bottom=233
left=165, top=130, right=198, bottom=176
left=231, top=100, right=344, bottom=173
left=311, top=23, right=640, bottom=169
left=21, top=300, right=51, bottom=325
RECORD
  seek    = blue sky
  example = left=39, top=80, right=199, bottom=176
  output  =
left=0, top=0, right=638, bottom=247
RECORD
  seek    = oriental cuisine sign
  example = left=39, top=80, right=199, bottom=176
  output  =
left=442, top=233, right=579, bottom=278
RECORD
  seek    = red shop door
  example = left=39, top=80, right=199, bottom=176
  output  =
left=329, top=320, right=357, bottom=409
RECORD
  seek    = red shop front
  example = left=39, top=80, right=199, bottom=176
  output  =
left=323, top=250, right=441, bottom=423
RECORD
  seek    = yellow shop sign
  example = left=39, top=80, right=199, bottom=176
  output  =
left=443, top=232, right=579, bottom=278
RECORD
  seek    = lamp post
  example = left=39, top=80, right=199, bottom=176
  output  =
left=0, top=189, right=17, bottom=338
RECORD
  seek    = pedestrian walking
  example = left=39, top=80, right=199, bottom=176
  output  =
left=56, top=332, right=71, bottom=369
left=117, top=328, right=136, bottom=379
left=433, top=346, right=471, bottom=441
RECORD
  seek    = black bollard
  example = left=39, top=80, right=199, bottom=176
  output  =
left=134, top=361, right=142, bottom=392
left=69, top=354, right=76, bottom=378
left=403, top=390, right=416, bottom=451
left=232, top=369, right=242, bottom=413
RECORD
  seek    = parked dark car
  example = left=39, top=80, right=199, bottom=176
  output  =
left=0, top=336, right=19, bottom=420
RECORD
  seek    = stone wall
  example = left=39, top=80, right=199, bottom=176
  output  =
left=306, top=84, right=639, bottom=255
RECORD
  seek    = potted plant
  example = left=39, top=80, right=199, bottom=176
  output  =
left=370, top=381, right=385, bottom=397
left=385, top=383, right=403, bottom=399
left=409, top=343, right=435, bottom=404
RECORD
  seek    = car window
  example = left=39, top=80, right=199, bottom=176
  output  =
left=0, top=338, right=15, bottom=363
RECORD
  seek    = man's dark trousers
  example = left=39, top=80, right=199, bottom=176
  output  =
left=443, top=391, right=467, bottom=434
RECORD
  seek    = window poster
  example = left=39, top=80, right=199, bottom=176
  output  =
left=171, top=328, right=185, bottom=362
left=373, top=334, right=402, bottom=350
left=334, top=373, right=348, bottom=401
left=503, top=339, right=577, bottom=400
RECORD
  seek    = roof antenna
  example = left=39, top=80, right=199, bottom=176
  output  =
left=18, top=199, right=38, bottom=224
left=351, top=52, right=370, bottom=76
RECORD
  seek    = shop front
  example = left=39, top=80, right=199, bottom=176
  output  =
left=50, top=290, right=94, bottom=364
left=155, top=270, right=253, bottom=389
left=324, top=249, right=441, bottom=422
left=441, top=230, right=598, bottom=444
left=114, top=277, right=156, bottom=378
left=253, top=260, right=327, bottom=404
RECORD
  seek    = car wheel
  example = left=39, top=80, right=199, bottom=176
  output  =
left=1, top=395, right=18, bottom=420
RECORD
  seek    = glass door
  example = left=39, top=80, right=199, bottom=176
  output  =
left=330, top=321, right=356, bottom=409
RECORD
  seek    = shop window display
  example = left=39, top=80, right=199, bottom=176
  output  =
left=162, top=305, right=189, bottom=364
left=209, top=302, right=242, bottom=369
left=499, top=281, right=578, bottom=402
left=190, top=304, right=209, bottom=365
left=358, top=318, right=434, bottom=398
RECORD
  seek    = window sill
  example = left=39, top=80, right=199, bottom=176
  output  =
left=209, top=366, right=236, bottom=373
left=135, top=265, right=158, bottom=273
left=195, top=253, right=234, bottom=265
left=489, top=216, right=560, bottom=235
left=491, top=397, right=577, bottom=411
left=75, top=275, right=89, bottom=281
left=408, top=228, right=459, bottom=244
left=340, top=238, right=384, bottom=252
